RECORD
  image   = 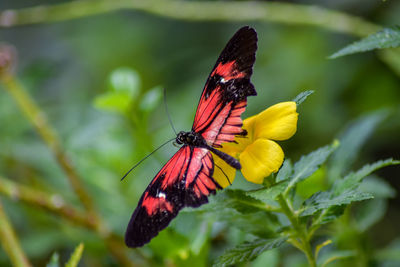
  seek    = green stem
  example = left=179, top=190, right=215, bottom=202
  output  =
left=0, top=0, right=379, bottom=36
left=0, top=199, right=32, bottom=267
left=0, top=73, right=97, bottom=218
left=278, top=195, right=316, bottom=267
left=0, top=72, right=137, bottom=267
left=0, top=176, right=96, bottom=229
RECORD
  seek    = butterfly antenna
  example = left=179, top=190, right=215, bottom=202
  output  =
left=164, top=88, right=177, bottom=135
left=121, top=137, right=175, bottom=181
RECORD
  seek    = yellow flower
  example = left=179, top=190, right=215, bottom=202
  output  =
left=213, top=102, right=298, bottom=187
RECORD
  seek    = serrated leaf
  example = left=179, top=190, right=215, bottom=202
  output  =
left=196, top=206, right=278, bottom=238
left=215, top=189, right=270, bottom=214
left=219, top=210, right=279, bottom=238
left=198, top=193, right=280, bottom=238
left=333, top=158, right=400, bottom=195
left=330, top=26, right=400, bottom=58
left=292, top=90, right=314, bottom=105
left=329, top=111, right=388, bottom=179
left=247, top=180, right=289, bottom=203
left=310, top=205, right=347, bottom=227
left=301, top=189, right=373, bottom=217
left=46, top=252, right=60, bottom=267
left=276, top=159, right=292, bottom=182
left=213, top=237, right=287, bottom=267
left=285, top=142, right=338, bottom=195
left=65, top=243, right=84, bottom=267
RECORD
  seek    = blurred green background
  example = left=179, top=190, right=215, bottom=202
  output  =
left=0, top=0, right=399, bottom=266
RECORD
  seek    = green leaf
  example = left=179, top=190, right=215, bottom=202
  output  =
left=329, top=26, right=400, bottom=58
left=276, top=159, right=292, bottom=182
left=317, top=206, right=347, bottom=225
left=292, top=90, right=314, bottom=105
left=46, top=252, right=60, bottom=267
left=329, top=111, right=388, bottom=178
left=65, top=243, right=84, bottom=267
left=333, top=158, right=400, bottom=195
left=196, top=206, right=278, bottom=238
left=213, top=189, right=270, bottom=214
left=93, top=91, right=132, bottom=113
left=301, top=189, right=373, bottom=217
left=108, top=67, right=141, bottom=97
left=213, top=237, right=287, bottom=267
left=247, top=180, right=289, bottom=203
left=198, top=191, right=280, bottom=238
left=285, top=142, right=338, bottom=195
left=139, top=86, right=163, bottom=112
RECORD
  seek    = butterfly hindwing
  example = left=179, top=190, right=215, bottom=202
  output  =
left=192, top=26, right=258, bottom=147
left=125, top=146, right=220, bottom=247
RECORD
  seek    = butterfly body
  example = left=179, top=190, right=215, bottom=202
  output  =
left=125, top=26, right=258, bottom=248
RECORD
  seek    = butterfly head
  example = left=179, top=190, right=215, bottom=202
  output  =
left=176, top=131, right=204, bottom=146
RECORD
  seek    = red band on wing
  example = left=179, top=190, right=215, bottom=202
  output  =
left=125, top=146, right=220, bottom=247
left=142, top=192, right=174, bottom=215
left=212, top=61, right=246, bottom=81
left=160, top=146, right=190, bottom=189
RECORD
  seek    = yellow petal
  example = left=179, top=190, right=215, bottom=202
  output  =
left=240, top=139, right=284, bottom=184
left=253, top=102, right=298, bottom=141
left=211, top=152, right=237, bottom=188
left=218, top=139, right=247, bottom=155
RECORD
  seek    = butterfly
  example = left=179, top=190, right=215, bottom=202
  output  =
left=125, top=26, right=258, bottom=248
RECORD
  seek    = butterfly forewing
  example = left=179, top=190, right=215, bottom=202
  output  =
left=125, top=26, right=258, bottom=248
left=192, top=26, right=258, bottom=147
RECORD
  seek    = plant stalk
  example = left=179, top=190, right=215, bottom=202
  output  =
left=0, top=72, right=136, bottom=267
left=0, top=0, right=379, bottom=37
left=278, top=194, right=316, bottom=267
left=0, top=199, right=32, bottom=267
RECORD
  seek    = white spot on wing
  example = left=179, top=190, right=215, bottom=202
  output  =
left=220, top=78, right=227, bottom=83
left=157, top=192, right=166, bottom=198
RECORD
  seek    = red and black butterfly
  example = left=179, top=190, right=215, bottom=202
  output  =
left=125, top=26, right=258, bottom=248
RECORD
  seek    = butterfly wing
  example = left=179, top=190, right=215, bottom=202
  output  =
left=125, top=145, right=220, bottom=247
left=125, top=27, right=258, bottom=248
left=192, top=26, right=258, bottom=147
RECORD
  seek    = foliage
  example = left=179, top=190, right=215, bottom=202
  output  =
left=214, top=237, right=287, bottom=267
left=46, top=243, right=84, bottom=267
left=330, top=26, right=400, bottom=58
left=202, top=109, right=400, bottom=266
left=0, top=0, right=399, bottom=266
